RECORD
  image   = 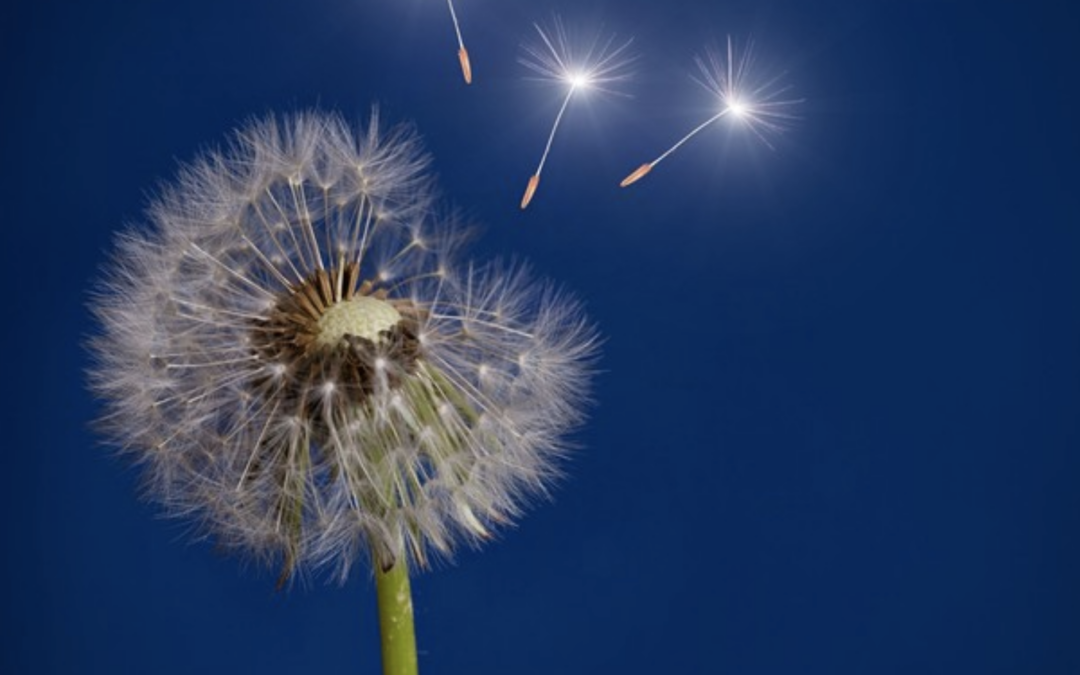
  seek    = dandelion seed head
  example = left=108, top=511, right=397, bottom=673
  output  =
left=89, top=110, right=597, bottom=582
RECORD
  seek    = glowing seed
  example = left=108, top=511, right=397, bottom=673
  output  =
left=521, top=174, right=540, bottom=210
left=458, top=47, right=472, bottom=84
left=619, top=162, right=653, bottom=188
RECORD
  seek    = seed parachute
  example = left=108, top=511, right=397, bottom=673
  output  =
left=621, top=36, right=801, bottom=188
left=518, top=17, right=634, bottom=209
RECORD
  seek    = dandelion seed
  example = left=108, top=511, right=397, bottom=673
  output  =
left=621, top=36, right=802, bottom=188
left=89, top=110, right=597, bottom=584
left=446, top=0, right=472, bottom=84
left=519, top=17, right=634, bottom=209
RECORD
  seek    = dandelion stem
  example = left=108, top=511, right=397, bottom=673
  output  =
left=375, top=556, right=419, bottom=675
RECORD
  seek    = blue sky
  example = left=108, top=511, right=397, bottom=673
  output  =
left=2, top=1, right=1078, bottom=673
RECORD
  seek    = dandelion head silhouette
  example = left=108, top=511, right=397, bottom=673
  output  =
left=89, top=111, right=597, bottom=583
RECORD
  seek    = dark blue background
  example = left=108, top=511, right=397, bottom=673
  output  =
left=3, top=1, right=1078, bottom=673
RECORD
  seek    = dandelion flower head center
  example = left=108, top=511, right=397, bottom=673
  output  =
left=316, top=296, right=402, bottom=348
left=251, top=263, right=423, bottom=407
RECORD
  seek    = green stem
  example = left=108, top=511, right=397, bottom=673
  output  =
left=375, top=556, right=418, bottom=675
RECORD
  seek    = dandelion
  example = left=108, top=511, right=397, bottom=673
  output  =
left=88, top=110, right=596, bottom=674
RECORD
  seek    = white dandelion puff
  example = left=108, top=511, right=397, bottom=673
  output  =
left=89, top=110, right=598, bottom=584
